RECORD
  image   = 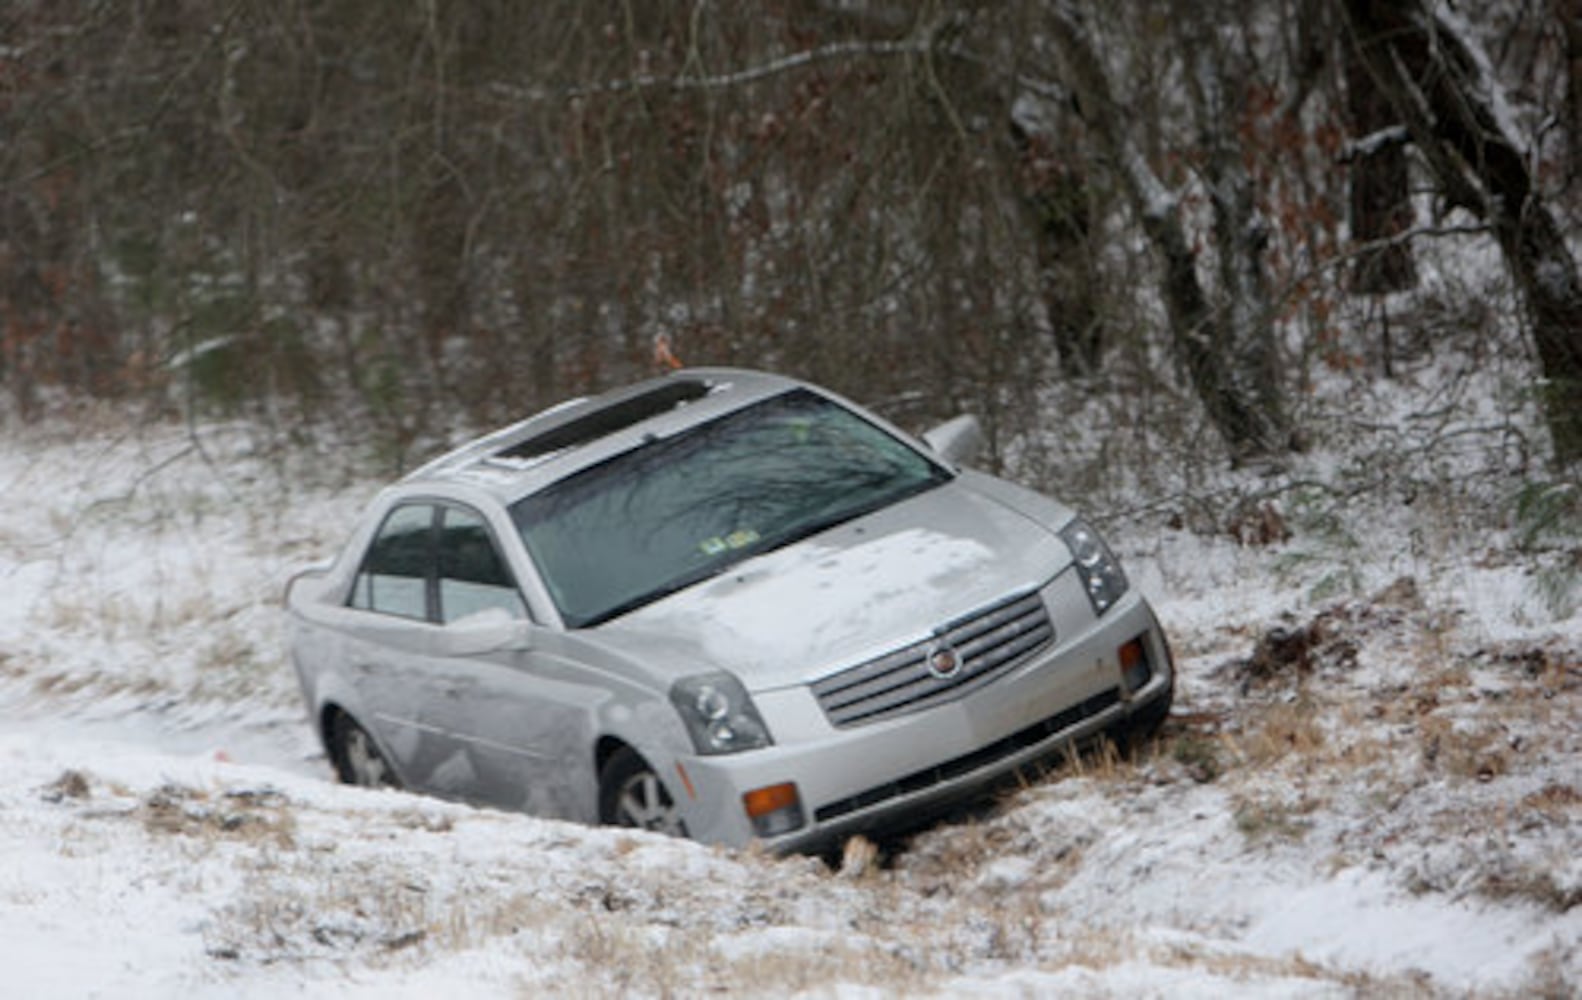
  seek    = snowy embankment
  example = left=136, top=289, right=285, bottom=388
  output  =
left=0, top=413, right=1577, bottom=998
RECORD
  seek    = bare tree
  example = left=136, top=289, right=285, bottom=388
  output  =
left=1036, top=2, right=1290, bottom=464
left=1178, top=3, right=1289, bottom=452
left=1342, top=0, right=1582, bottom=467
left=4, top=0, right=1575, bottom=483
left=1012, top=108, right=1104, bottom=377
left=1343, top=47, right=1416, bottom=297
left=1563, top=0, right=1582, bottom=185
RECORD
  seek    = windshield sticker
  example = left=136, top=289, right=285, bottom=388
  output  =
left=700, top=529, right=761, bottom=557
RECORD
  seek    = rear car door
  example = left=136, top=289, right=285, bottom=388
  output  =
left=343, top=501, right=476, bottom=797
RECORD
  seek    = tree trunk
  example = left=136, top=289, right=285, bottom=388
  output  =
left=1342, top=0, right=1582, bottom=467
left=1013, top=122, right=1102, bottom=377
left=1043, top=5, right=1287, bottom=464
left=1564, top=0, right=1582, bottom=184
left=1343, top=46, right=1416, bottom=294
left=1182, top=10, right=1289, bottom=453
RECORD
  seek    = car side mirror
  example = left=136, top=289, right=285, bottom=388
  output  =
left=922, top=414, right=985, bottom=467
left=436, top=607, right=535, bottom=657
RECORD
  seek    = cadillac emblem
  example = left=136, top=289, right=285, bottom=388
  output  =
left=925, top=638, right=962, bottom=680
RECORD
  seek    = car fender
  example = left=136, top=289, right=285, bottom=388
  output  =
left=534, top=630, right=698, bottom=799
left=288, top=605, right=403, bottom=780
left=303, top=658, right=382, bottom=757
left=960, top=468, right=1078, bottom=537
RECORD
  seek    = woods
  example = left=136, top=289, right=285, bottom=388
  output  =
left=2, top=1, right=1579, bottom=472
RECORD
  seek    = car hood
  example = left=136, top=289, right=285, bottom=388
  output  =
left=592, top=474, right=1074, bottom=691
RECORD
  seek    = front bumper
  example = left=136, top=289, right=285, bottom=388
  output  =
left=668, top=579, right=1174, bottom=853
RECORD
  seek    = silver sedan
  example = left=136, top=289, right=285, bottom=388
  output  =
left=286, top=368, right=1173, bottom=852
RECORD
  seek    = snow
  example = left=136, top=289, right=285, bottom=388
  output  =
left=1241, top=868, right=1556, bottom=990
left=0, top=399, right=1578, bottom=998
left=1341, top=125, right=1411, bottom=162
left=1431, top=2, right=1529, bottom=158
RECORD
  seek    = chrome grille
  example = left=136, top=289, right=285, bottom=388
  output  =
left=811, top=591, right=1054, bottom=728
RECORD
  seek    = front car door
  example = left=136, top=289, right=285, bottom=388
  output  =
left=425, top=503, right=602, bottom=820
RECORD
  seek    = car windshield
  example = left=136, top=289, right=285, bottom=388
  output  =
left=511, top=388, right=949, bottom=628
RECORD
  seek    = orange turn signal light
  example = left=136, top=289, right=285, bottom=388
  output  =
left=1118, top=636, right=1152, bottom=693
left=742, top=782, right=805, bottom=838
left=1119, top=638, right=1145, bottom=672
left=742, top=782, right=799, bottom=819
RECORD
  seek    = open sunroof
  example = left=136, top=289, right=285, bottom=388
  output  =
left=496, top=377, right=712, bottom=461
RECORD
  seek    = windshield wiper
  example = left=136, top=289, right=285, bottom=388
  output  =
left=747, top=469, right=947, bottom=558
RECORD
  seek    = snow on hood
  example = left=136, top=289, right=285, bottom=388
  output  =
left=593, top=478, right=1071, bottom=690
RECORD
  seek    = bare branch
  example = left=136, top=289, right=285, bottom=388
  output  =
left=1337, top=125, right=1411, bottom=163
left=487, top=37, right=933, bottom=103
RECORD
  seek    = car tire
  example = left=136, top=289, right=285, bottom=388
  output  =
left=329, top=713, right=399, bottom=789
left=598, top=747, right=687, bottom=837
left=1119, top=682, right=1174, bottom=751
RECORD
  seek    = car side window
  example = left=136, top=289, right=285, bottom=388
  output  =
left=350, top=504, right=435, bottom=620
left=437, top=506, right=529, bottom=623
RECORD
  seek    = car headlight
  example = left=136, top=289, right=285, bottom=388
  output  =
left=670, top=673, right=772, bottom=755
left=1060, top=518, right=1129, bottom=615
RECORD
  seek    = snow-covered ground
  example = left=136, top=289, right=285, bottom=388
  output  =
left=0, top=404, right=1577, bottom=998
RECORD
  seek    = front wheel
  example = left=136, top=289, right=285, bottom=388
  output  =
left=1129, top=684, right=1173, bottom=738
left=1114, top=682, right=1174, bottom=755
left=598, top=748, right=687, bottom=837
left=329, top=713, right=399, bottom=789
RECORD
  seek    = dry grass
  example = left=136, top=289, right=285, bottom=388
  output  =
left=42, top=590, right=140, bottom=638
left=549, top=919, right=720, bottom=999
left=188, top=627, right=269, bottom=701
left=33, top=668, right=164, bottom=701
left=1143, top=937, right=1377, bottom=992
left=137, top=783, right=298, bottom=850
left=712, top=941, right=927, bottom=996
left=1166, top=728, right=1229, bottom=783
left=1418, top=716, right=1513, bottom=781
left=543, top=917, right=934, bottom=1000
left=898, top=814, right=1043, bottom=882
left=1323, top=703, right=1395, bottom=770
left=1232, top=795, right=1314, bottom=844
left=1521, top=782, right=1582, bottom=819
left=429, top=891, right=555, bottom=954
left=1050, top=734, right=1136, bottom=781
left=208, top=869, right=433, bottom=962
left=1482, top=867, right=1582, bottom=913
left=28, top=583, right=287, bottom=708
left=1516, top=943, right=1582, bottom=999
left=1238, top=698, right=1326, bottom=766
left=40, top=769, right=92, bottom=802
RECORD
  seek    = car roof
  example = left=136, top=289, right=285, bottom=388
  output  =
left=399, top=367, right=808, bottom=504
